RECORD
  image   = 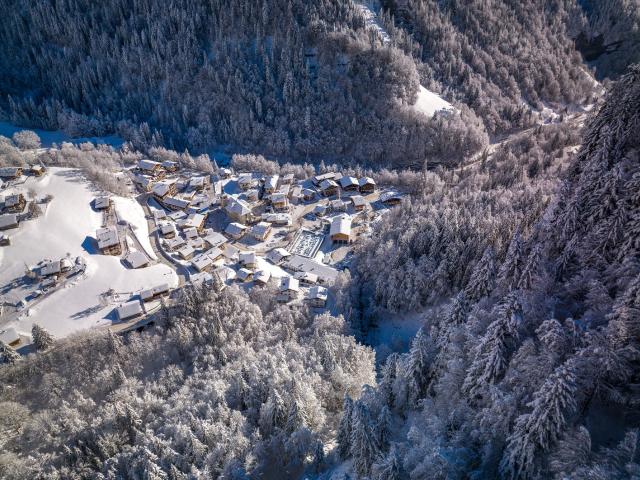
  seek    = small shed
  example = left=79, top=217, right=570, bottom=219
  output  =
left=94, top=196, right=111, bottom=211
left=237, top=268, right=254, bottom=283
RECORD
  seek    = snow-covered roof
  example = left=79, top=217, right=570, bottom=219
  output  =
left=225, top=222, right=247, bottom=237
left=40, top=260, right=61, bottom=277
left=160, top=223, right=176, bottom=235
left=250, top=222, right=271, bottom=238
left=183, top=226, right=198, bottom=239
left=207, top=247, right=224, bottom=260
left=214, top=265, right=236, bottom=283
left=238, top=174, right=254, bottom=186
left=359, top=177, right=376, bottom=187
left=285, top=255, right=339, bottom=283
left=189, top=271, right=213, bottom=286
left=313, top=205, right=327, bottom=215
left=264, top=175, right=279, bottom=190
left=168, top=210, right=187, bottom=222
left=152, top=182, right=172, bottom=197
left=204, top=232, right=227, bottom=249
left=330, top=215, right=351, bottom=237
left=270, top=193, right=288, bottom=204
left=320, top=179, right=338, bottom=191
left=262, top=213, right=291, bottom=225
left=294, top=271, right=318, bottom=284
left=94, top=196, right=111, bottom=209
left=239, top=251, right=257, bottom=265
left=140, top=283, right=170, bottom=301
left=178, top=245, right=195, bottom=259
left=379, top=191, right=403, bottom=203
left=164, top=196, right=191, bottom=210
left=308, top=285, right=328, bottom=301
left=0, top=214, right=19, bottom=229
left=0, top=327, right=20, bottom=345
left=0, top=166, right=22, bottom=177
left=267, top=248, right=291, bottom=264
left=254, top=270, right=271, bottom=284
left=96, top=226, right=119, bottom=249
left=116, top=300, right=144, bottom=321
left=280, top=276, right=300, bottom=292
left=5, top=194, right=24, bottom=207
left=350, top=195, right=367, bottom=207
left=313, top=173, right=337, bottom=184
left=339, top=176, right=358, bottom=188
left=125, top=251, right=149, bottom=269
left=165, top=237, right=186, bottom=250
left=225, top=198, right=252, bottom=216
left=138, top=159, right=161, bottom=171
left=191, top=253, right=214, bottom=272
left=237, top=268, right=253, bottom=281
left=182, top=213, right=206, bottom=229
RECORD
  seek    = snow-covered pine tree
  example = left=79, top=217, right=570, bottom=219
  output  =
left=499, top=230, right=525, bottom=289
left=31, top=324, right=54, bottom=351
left=463, top=294, right=522, bottom=398
left=371, top=444, right=402, bottom=480
left=405, top=328, right=435, bottom=404
left=376, top=405, right=392, bottom=451
left=378, top=353, right=398, bottom=409
left=500, top=360, right=577, bottom=479
left=337, top=395, right=354, bottom=459
left=350, top=401, right=381, bottom=477
left=465, top=246, right=496, bottom=301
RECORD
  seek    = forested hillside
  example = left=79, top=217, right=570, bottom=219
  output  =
left=0, top=0, right=486, bottom=167
left=336, top=65, right=640, bottom=479
left=0, top=0, right=609, bottom=166
left=0, top=286, right=375, bottom=477
left=379, top=0, right=596, bottom=134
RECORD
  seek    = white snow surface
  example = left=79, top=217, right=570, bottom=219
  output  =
left=412, top=85, right=455, bottom=118
left=0, top=121, right=123, bottom=148
left=112, top=196, right=157, bottom=260
left=0, top=168, right=177, bottom=338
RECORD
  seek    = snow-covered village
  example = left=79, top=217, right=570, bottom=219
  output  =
left=1, top=0, right=639, bottom=478
left=0, top=139, right=404, bottom=347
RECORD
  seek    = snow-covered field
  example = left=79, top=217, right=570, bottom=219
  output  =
left=112, top=196, right=157, bottom=260
left=0, top=121, right=123, bottom=148
left=412, top=85, right=455, bottom=118
left=0, top=168, right=177, bottom=338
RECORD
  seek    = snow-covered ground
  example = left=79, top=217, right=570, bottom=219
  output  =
left=412, top=85, right=455, bottom=118
left=112, top=196, right=157, bottom=260
left=0, top=121, right=123, bottom=148
left=0, top=168, right=177, bottom=338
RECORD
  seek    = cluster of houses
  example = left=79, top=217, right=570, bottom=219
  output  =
left=0, top=165, right=48, bottom=244
left=118, top=158, right=402, bottom=315
left=28, top=255, right=87, bottom=292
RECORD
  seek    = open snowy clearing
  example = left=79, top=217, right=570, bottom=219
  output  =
left=412, top=85, right=455, bottom=118
left=0, top=168, right=177, bottom=338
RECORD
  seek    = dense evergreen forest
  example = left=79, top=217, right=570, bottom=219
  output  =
left=1, top=0, right=628, bottom=166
